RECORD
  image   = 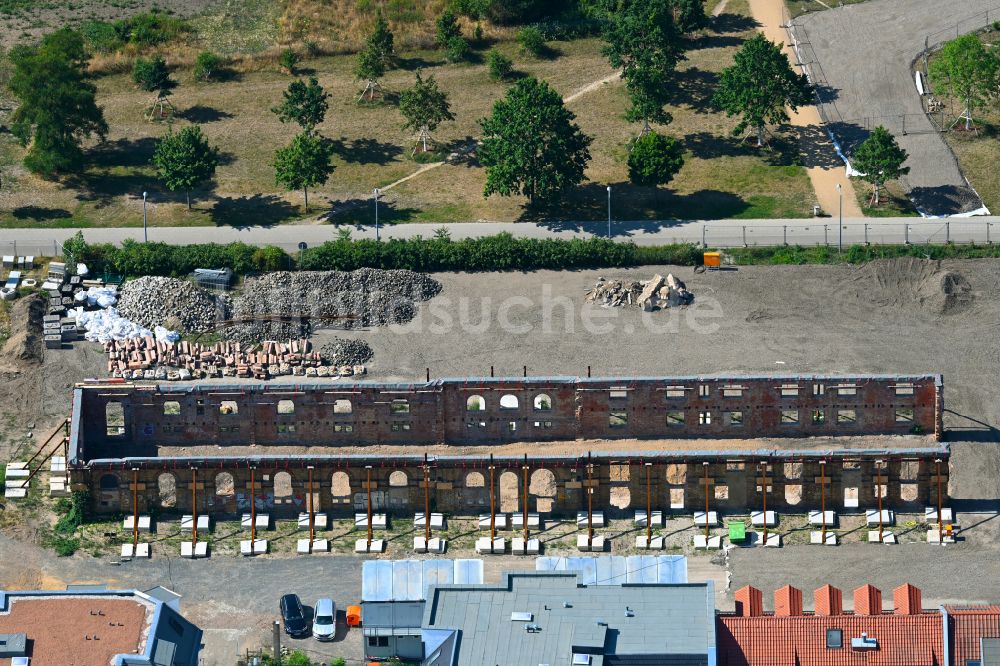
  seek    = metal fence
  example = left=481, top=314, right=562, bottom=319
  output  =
left=698, top=220, right=997, bottom=249
left=0, top=239, right=64, bottom=259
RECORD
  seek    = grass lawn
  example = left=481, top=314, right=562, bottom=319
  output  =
left=851, top=179, right=919, bottom=218
left=0, top=0, right=814, bottom=228
left=928, top=29, right=1000, bottom=214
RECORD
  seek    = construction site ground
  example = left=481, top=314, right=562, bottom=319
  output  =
left=2, top=257, right=1000, bottom=664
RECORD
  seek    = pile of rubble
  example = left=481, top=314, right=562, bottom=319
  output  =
left=585, top=273, right=694, bottom=311
left=320, top=338, right=374, bottom=366
left=117, top=276, right=227, bottom=333
left=224, top=269, right=441, bottom=345
left=104, top=337, right=367, bottom=381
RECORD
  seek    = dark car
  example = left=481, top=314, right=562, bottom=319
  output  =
left=280, top=594, right=309, bottom=638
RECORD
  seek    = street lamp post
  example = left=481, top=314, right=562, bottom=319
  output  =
left=142, top=191, right=148, bottom=243
left=606, top=185, right=612, bottom=239
left=836, top=183, right=843, bottom=252
left=373, top=187, right=381, bottom=241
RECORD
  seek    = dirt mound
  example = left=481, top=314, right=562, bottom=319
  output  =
left=0, top=294, right=44, bottom=369
left=850, top=257, right=974, bottom=315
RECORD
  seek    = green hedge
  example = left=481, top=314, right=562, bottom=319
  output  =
left=66, top=232, right=701, bottom=276
left=726, top=242, right=1000, bottom=265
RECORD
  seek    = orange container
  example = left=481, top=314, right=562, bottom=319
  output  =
left=703, top=251, right=721, bottom=268
left=347, top=604, right=362, bottom=627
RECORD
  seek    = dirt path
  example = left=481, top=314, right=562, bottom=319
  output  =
left=747, top=0, right=864, bottom=218
left=563, top=71, right=620, bottom=103
left=712, top=0, right=731, bottom=16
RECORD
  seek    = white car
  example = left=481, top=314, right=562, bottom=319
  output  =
left=313, top=598, right=336, bottom=641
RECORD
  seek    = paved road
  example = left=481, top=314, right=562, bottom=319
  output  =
left=4, top=216, right=1000, bottom=256
left=794, top=0, right=998, bottom=215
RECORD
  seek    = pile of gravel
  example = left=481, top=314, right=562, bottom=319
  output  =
left=320, top=338, right=374, bottom=366
left=117, top=277, right=228, bottom=333
left=223, top=269, right=441, bottom=345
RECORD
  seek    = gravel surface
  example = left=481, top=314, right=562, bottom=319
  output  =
left=117, top=277, right=228, bottom=333
left=320, top=337, right=374, bottom=366
left=796, top=0, right=995, bottom=214
left=224, top=269, right=441, bottom=344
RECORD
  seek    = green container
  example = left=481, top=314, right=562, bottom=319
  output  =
left=728, top=521, right=746, bottom=543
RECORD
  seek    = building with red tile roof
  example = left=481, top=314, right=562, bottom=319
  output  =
left=718, top=583, right=945, bottom=666
left=943, top=605, right=1000, bottom=666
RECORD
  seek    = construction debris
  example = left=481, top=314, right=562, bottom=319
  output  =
left=320, top=338, right=374, bottom=366
left=102, top=337, right=366, bottom=381
left=117, top=276, right=228, bottom=333
left=585, top=274, right=694, bottom=310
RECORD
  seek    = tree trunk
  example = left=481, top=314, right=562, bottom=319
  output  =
left=964, top=104, right=971, bottom=131
left=756, top=125, right=765, bottom=147
left=873, top=182, right=880, bottom=206
left=186, top=191, right=191, bottom=210
left=304, top=186, right=309, bottom=212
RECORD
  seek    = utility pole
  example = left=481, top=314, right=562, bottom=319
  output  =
left=373, top=187, right=381, bottom=241
left=606, top=185, right=612, bottom=238
left=142, top=191, right=148, bottom=243
left=836, top=183, right=843, bottom=252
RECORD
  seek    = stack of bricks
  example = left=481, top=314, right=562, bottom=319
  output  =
left=104, top=338, right=364, bottom=381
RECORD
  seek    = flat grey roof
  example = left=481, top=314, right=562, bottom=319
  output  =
left=361, top=601, right=426, bottom=631
left=423, top=572, right=715, bottom=666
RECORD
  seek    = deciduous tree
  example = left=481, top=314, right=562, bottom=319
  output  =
left=9, top=28, right=108, bottom=176
left=273, top=131, right=335, bottom=212
left=712, top=33, right=812, bottom=146
left=132, top=54, right=171, bottom=91
left=929, top=34, right=999, bottom=131
left=478, top=76, right=592, bottom=208
left=850, top=125, right=909, bottom=207
left=673, top=0, right=708, bottom=33
left=399, top=72, right=455, bottom=153
left=272, top=77, right=330, bottom=131
left=602, top=0, right=684, bottom=131
left=152, top=125, right=220, bottom=210
left=627, top=131, right=685, bottom=187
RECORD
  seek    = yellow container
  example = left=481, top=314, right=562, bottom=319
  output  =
left=703, top=251, right=722, bottom=268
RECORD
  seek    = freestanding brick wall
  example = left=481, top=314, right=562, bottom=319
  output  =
left=66, top=375, right=947, bottom=516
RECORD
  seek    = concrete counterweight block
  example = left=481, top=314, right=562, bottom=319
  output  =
left=693, top=534, right=722, bottom=549
left=475, top=537, right=505, bottom=554
left=511, top=537, right=540, bottom=555
left=354, top=538, right=385, bottom=553
left=180, top=542, right=208, bottom=559
left=577, top=534, right=607, bottom=552
left=298, top=513, right=329, bottom=530
left=810, top=531, right=838, bottom=545
left=635, top=535, right=665, bottom=549
left=121, top=543, right=150, bottom=558
left=297, top=538, right=330, bottom=553
left=634, top=510, right=663, bottom=527
left=241, top=539, right=268, bottom=556
left=478, top=514, right=508, bottom=530
left=577, top=511, right=605, bottom=528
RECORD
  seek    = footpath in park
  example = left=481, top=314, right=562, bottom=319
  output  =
left=747, top=0, right=864, bottom=219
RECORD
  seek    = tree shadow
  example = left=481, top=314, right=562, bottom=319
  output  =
left=712, top=12, right=759, bottom=33
left=12, top=206, right=72, bottom=220
left=682, top=129, right=803, bottom=166
left=176, top=104, right=234, bottom=123
left=441, top=136, right=479, bottom=167
left=397, top=55, right=444, bottom=71
left=672, top=67, right=718, bottom=109
left=210, top=194, right=300, bottom=228
left=789, top=124, right=844, bottom=169
left=89, top=137, right=158, bottom=169
left=329, top=137, right=403, bottom=165
left=908, top=184, right=982, bottom=217
left=686, top=32, right=746, bottom=49
left=320, top=197, right=420, bottom=226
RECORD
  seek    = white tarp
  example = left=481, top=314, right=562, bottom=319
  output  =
left=73, top=286, right=118, bottom=309
left=72, top=306, right=179, bottom=344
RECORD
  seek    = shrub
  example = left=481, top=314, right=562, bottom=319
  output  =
left=132, top=55, right=170, bottom=91
left=52, top=536, right=80, bottom=557
left=304, top=39, right=320, bottom=56
left=446, top=35, right=470, bottom=62
left=627, top=131, right=685, bottom=187
left=279, top=48, right=300, bottom=73
left=486, top=48, right=513, bottom=81
left=80, top=20, right=123, bottom=53
left=518, top=26, right=547, bottom=57
left=436, top=9, right=462, bottom=48
left=193, top=50, right=223, bottom=82
left=121, top=11, right=186, bottom=47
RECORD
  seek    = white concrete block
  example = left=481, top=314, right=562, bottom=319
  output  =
left=298, top=513, right=328, bottom=530
left=354, top=538, right=385, bottom=553
left=867, top=530, right=896, bottom=544
left=925, top=507, right=953, bottom=523
left=865, top=509, right=895, bottom=526
left=241, top=513, right=270, bottom=529
left=414, top=512, right=445, bottom=528
left=4, top=468, right=29, bottom=478
left=511, top=513, right=540, bottom=528
left=751, top=510, right=777, bottom=527
left=478, top=514, right=508, bottom=530
left=763, top=533, right=782, bottom=548
left=5, top=462, right=27, bottom=470
left=844, top=496, right=859, bottom=508
left=634, top=510, right=663, bottom=527
left=577, top=511, right=605, bottom=528
left=428, top=537, right=446, bottom=553
left=181, top=541, right=208, bottom=558
left=511, top=538, right=541, bottom=555
left=475, top=536, right=505, bottom=554
left=577, top=534, right=607, bottom=552
left=926, top=529, right=956, bottom=544
left=4, top=487, right=27, bottom=499
left=298, top=538, right=329, bottom=553
left=413, top=536, right=428, bottom=553
left=355, top=513, right=387, bottom=530
left=693, top=511, right=718, bottom=526
left=123, top=515, right=152, bottom=532
left=635, top=535, right=665, bottom=549
left=693, top=535, right=722, bottom=549
left=241, top=539, right=268, bottom=556
left=808, top=510, right=836, bottom=526
left=810, top=531, right=838, bottom=545
left=181, top=515, right=210, bottom=531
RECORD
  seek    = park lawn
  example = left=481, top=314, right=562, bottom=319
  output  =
left=0, top=0, right=814, bottom=228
